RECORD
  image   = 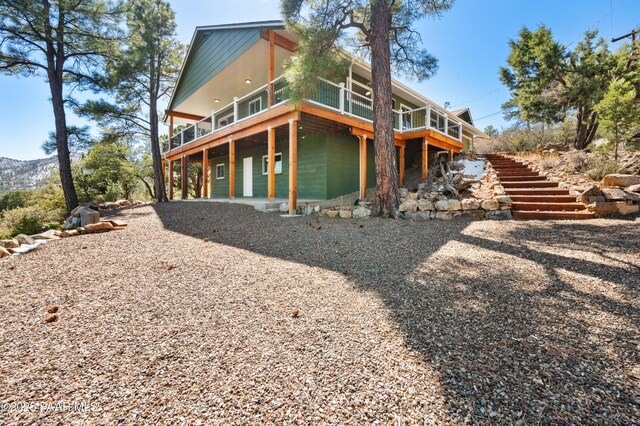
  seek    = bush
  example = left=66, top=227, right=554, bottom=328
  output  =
left=0, top=190, right=32, bottom=213
left=103, top=181, right=124, bottom=203
left=0, top=206, right=43, bottom=238
left=585, top=155, right=623, bottom=181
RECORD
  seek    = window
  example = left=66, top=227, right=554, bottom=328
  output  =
left=217, top=113, right=234, bottom=128
left=248, top=98, right=262, bottom=115
left=262, top=153, right=282, bottom=175
left=215, top=164, right=225, bottom=179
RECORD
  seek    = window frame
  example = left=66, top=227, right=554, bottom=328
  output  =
left=215, top=163, right=225, bottom=180
left=262, top=152, right=283, bottom=175
left=248, top=97, right=262, bottom=116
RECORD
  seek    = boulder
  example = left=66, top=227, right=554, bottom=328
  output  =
left=0, top=238, right=19, bottom=249
left=352, top=207, right=371, bottom=219
left=601, top=188, right=627, bottom=201
left=338, top=210, right=352, bottom=219
left=399, top=188, right=409, bottom=197
left=279, top=202, right=289, bottom=212
left=399, top=200, right=418, bottom=212
left=31, top=229, right=58, bottom=240
left=458, top=209, right=486, bottom=219
left=59, top=230, right=80, bottom=238
left=404, top=211, right=431, bottom=221
left=577, top=185, right=601, bottom=204
left=302, top=205, right=315, bottom=215
left=405, top=192, right=419, bottom=201
left=485, top=210, right=512, bottom=220
left=15, top=234, right=35, bottom=245
left=481, top=200, right=500, bottom=211
left=461, top=198, right=482, bottom=210
left=434, top=211, right=457, bottom=220
left=84, top=222, right=114, bottom=232
left=116, top=199, right=132, bottom=207
left=586, top=201, right=624, bottom=216
left=326, top=210, right=339, bottom=218
left=601, top=174, right=640, bottom=187
left=624, top=191, right=640, bottom=202
left=417, top=199, right=434, bottom=211
left=494, top=186, right=506, bottom=196
left=435, top=199, right=462, bottom=211
left=80, top=209, right=100, bottom=227
left=625, top=184, right=640, bottom=194
left=496, top=195, right=513, bottom=205
left=618, top=203, right=639, bottom=215
left=0, top=247, right=10, bottom=259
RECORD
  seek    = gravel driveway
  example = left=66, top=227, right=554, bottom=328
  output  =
left=1, top=202, right=638, bottom=425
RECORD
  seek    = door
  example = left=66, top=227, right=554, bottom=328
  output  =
left=243, top=157, right=253, bottom=197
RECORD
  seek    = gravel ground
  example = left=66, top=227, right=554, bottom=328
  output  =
left=1, top=202, right=638, bottom=425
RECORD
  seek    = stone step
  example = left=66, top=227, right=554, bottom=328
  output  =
left=509, top=194, right=577, bottom=203
left=512, top=210, right=596, bottom=220
left=502, top=181, right=559, bottom=188
left=505, top=188, right=571, bottom=195
left=512, top=202, right=587, bottom=211
left=499, top=175, right=546, bottom=181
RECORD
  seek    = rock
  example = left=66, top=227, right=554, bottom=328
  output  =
left=352, top=207, right=371, bottom=219
left=63, top=216, right=81, bottom=230
left=314, top=205, right=320, bottom=212
left=485, top=210, right=512, bottom=220
left=586, top=201, right=623, bottom=216
left=625, top=184, right=640, bottom=193
left=326, top=210, right=339, bottom=218
left=116, top=199, right=132, bottom=207
left=601, top=174, right=640, bottom=187
left=577, top=185, right=601, bottom=204
left=461, top=198, right=481, bottom=210
left=458, top=209, right=486, bottom=219
left=481, top=200, right=500, bottom=211
left=434, top=211, right=457, bottom=220
left=435, top=199, right=462, bottom=211
left=59, top=230, right=79, bottom=238
left=80, top=209, right=100, bottom=227
left=494, top=186, right=506, bottom=196
left=417, top=199, right=434, bottom=211
left=338, top=210, right=352, bottom=219
left=302, top=205, right=315, bottom=215
left=405, top=192, right=419, bottom=201
left=404, top=211, right=431, bottom=221
left=0, top=238, right=19, bottom=249
left=399, top=188, right=409, bottom=197
left=0, top=247, right=10, bottom=258
left=31, top=229, right=58, bottom=240
left=496, top=196, right=513, bottom=205
left=618, top=203, right=639, bottom=215
left=624, top=191, right=640, bottom=202
left=399, top=200, right=418, bottom=212
left=601, top=188, right=627, bottom=201
left=84, top=222, right=114, bottom=232
left=15, top=234, right=35, bottom=245
left=279, top=202, right=288, bottom=212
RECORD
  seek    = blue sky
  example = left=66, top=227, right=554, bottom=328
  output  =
left=1, top=0, right=638, bottom=160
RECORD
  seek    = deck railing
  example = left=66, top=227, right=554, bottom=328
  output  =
left=163, top=75, right=463, bottom=153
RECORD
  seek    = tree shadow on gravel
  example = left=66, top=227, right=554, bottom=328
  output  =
left=151, top=202, right=639, bottom=424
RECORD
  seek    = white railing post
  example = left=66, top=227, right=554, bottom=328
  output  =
left=444, top=115, right=449, bottom=136
left=426, top=105, right=431, bottom=130
left=233, top=96, right=239, bottom=123
left=458, top=121, right=463, bottom=141
left=180, top=131, right=184, bottom=146
left=339, top=82, right=345, bottom=114
left=211, top=112, right=216, bottom=131
left=399, top=110, right=404, bottom=131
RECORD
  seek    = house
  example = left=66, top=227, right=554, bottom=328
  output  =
left=162, top=20, right=487, bottom=214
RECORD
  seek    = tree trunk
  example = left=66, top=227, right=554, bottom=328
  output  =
left=149, top=102, right=167, bottom=202
left=370, top=0, right=399, bottom=218
left=48, top=77, right=78, bottom=214
left=575, top=107, right=599, bottom=150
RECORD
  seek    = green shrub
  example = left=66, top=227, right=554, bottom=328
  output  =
left=0, top=206, right=43, bottom=238
left=0, top=190, right=32, bottom=213
left=103, top=181, right=124, bottom=202
left=585, top=155, right=623, bottom=181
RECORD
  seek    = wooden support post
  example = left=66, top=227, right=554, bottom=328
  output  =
left=168, top=160, right=174, bottom=200
left=268, top=31, right=275, bottom=107
left=449, top=150, right=454, bottom=161
left=359, top=135, right=367, bottom=200
left=399, top=143, right=405, bottom=187
left=267, top=126, right=276, bottom=201
left=288, top=120, right=297, bottom=215
left=422, top=137, right=429, bottom=182
left=169, top=115, right=174, bottom=138
left=181, top=156, right=188, bottom=199
left=202, top=148, right=209, bottom=199
left=229, top=139, right=235, bottom=199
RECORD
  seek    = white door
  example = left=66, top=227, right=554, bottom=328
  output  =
left=243, top=157, right=253, bottom=197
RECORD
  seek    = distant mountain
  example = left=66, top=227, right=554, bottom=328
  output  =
left=0, top=156, right=60, bottom=193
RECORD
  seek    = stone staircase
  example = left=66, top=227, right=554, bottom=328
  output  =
left=485, top=154, right=595, bottom=220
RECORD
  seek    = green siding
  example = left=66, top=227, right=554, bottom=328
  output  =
left=326, top=134, right=360, bottom=199
left=171, top=28, right=262, bottom=109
